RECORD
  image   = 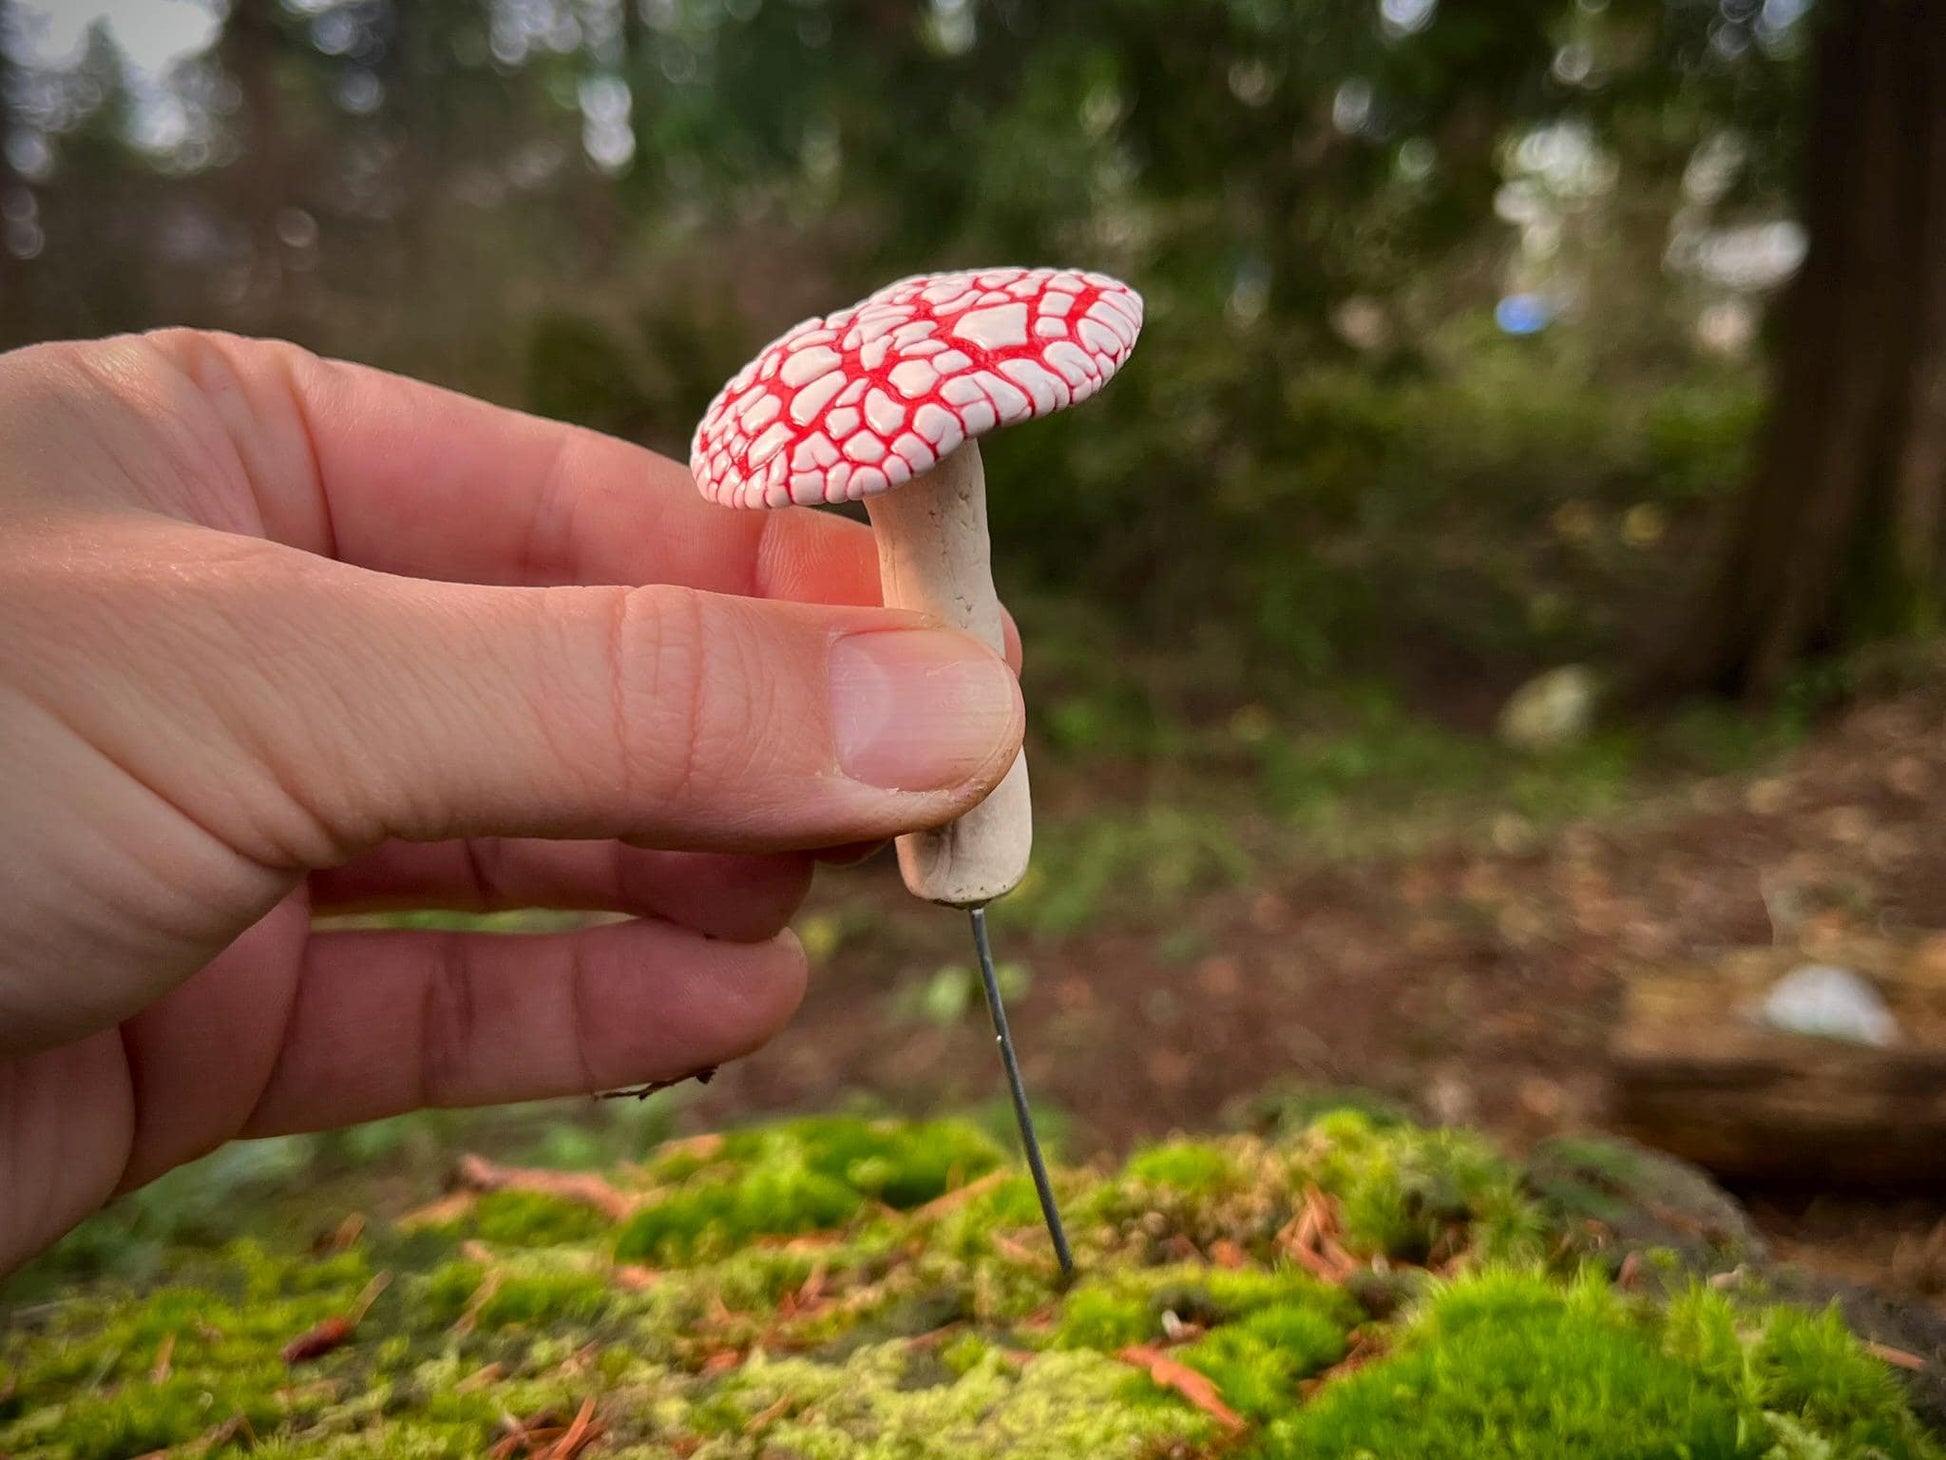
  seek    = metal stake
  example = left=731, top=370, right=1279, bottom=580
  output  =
left=969, top=904, right=1074, bottom=1278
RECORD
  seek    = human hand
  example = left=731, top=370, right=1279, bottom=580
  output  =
left=0, top=331, right=1025, bottom=1272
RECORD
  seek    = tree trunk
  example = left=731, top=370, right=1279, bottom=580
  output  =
left=0, top=0, right=33, bottom=345
left=219, top=0, right=292, bottom=334
left=1659, top=0, right=1946, bottom=699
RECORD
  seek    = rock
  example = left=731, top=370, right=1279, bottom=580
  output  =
left=1497, top=666, right=1599, bottom=753
left=1523, top=1134, right=1767, bottom=1279
left=1758, top=964, right=1899, bottom=1047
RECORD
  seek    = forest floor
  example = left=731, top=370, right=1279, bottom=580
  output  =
left=24, top=671, right=1946, bottom=1330
left=688, top=678, right=1946, bottom=1311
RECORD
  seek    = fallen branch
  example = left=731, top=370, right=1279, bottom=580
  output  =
left=597, top=1066, right=717, bottom=1102
left=451, top=1271, right=504, bottom=1337
left=455, top=1154, right=639, bottom=1222
left=455, top=1363, right=504, bottom=1393
left=1207, top=1239, right=1251, bottom=1270
left=1865, top=1340, right=1926, bottom=1371
left=911, top=1170, right=1009, bottom=1221
left=395, top=1192, right=477, bottom=1231
left=281, top=1317, right=354, bottom=1366
left=545, top=1396, right=603, bottom=1460
left=317, top=1213, right=365, bottom=1254
left=990, top=1229, right=1057, bottom=1270
left=1275, top=1188, right=1360, bottom=1282
left=743, top=1393, right=794, bottom=1435
left=1301, top=1329, right=1389, bottom=1397
left=281, top=1274, right=391, bottom=1366
left=1118, top=1345, right=1245, bottom=1433
left=490, top=1397, right=604, bottom=1460
left=651, top=1132, right=725, bottom=1163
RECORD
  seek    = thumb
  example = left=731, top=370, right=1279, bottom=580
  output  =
left=248, top=563, right=1026, bottom=858
left=50, top=539, right=1025, bottom=866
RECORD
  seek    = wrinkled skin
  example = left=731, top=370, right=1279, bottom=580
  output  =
left=0, top=331, right=1025, bottom=1273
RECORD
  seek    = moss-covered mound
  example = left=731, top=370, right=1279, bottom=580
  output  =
left=1, top=1111, right=1936, bottom=1459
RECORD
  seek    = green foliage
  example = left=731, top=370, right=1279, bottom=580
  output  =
left=1003, top=808, right=1254, bottom=937
left=523, top=312, right=652, bottom=438
left=1646, top=380, right=1767, bottom=504
left=5, top=1111, right=1934, bottom=1460
left=894, top=959, right=1033, bottom=1028
left=9, top=0, right=1829, bottom=722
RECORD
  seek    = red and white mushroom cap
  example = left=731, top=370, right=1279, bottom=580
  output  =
left=691, top=266, right=1143, bottom=509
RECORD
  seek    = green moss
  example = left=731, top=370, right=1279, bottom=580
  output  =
left=1307, top=1112, right=1543, bottom=1264
left=1269, top=1270, right=1750, bottom=1459
left=614, top=1165, right=865, bottom=1265
left=230, top=1238, right=371, bottom=1301
left=1176, top=1301, right=1348, bottom=1421
left=916, top=1174, right=1046, bottom=1260
left=1053, top=1283, right=1158, bottom=1351
left=1052, top=1263, right=1355, bottom=1354
left=1120, top=1139, right=1242, bottom=1195
left=1077, top=1135, right=1280, bottom=1254
left=705, top=1342, right=1215, bottom=1459
left=617, top=1117, right=1006, bottom=1265
left=1754, top=1305, right=1929, bottom=1454
left=467, top=1190, right=611, bottom=1247
left=473, top=1267, right=610, bottom=1329
left=4, top=1111, right=1938, bottom=1460
left=1260, top=1271, right=1944, bottom=1460
left=24, top=1372, right=287, bottom=1460
left=407, top=1255, right=611, bottom=1332
left=719, top=1116, right=1007, bottom=1210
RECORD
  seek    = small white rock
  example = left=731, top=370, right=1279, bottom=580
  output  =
left=1497, top=665, right=1599, bottom=753
left=1758, top=964, right=1899, bottom=1047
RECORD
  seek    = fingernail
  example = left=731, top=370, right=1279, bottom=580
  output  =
left=830, top=630, right=1021, bottom=791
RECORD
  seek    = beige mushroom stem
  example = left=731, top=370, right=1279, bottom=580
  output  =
left=862, top=440, right=1030, bottom=908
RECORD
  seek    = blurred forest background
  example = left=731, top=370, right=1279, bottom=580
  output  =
left=11, top=0, right=1946, bottom=1288
left=0, top=0, right=1847, bottom=706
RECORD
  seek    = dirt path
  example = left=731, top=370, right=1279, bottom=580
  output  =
left=688, top=686, right=1946, bottom=1298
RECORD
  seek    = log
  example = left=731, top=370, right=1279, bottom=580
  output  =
left=1611, top=934, right=1946, bottom=1185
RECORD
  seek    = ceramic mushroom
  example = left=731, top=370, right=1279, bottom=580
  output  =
left=691, top=266, right=1144, bottom=907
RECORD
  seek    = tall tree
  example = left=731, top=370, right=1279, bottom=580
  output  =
left=0, top=0, right=29, bottom=342
left=1662, top=0, right=1946, bottom=697
left=217, top=0, right=299, bottom=333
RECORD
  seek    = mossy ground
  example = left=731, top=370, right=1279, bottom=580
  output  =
left=2, top=1111, right=1937, bottom=1459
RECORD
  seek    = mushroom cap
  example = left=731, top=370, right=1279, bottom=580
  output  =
left=690, top=266, right=1143, bottom=509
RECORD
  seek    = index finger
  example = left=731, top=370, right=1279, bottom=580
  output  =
left=154, top=330, right=885, bottom=606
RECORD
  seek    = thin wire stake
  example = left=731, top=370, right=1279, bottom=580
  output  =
left=969, top=904, right=1074, bottom=1278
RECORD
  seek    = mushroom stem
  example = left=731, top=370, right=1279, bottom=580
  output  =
left=863, top=440, right=1031, bottom=907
